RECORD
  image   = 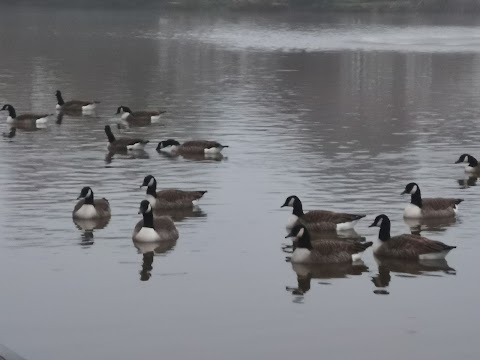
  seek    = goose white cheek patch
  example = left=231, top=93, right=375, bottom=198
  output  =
left=296, top=228, right=305, bottom=238
left=411, top=185, right=418, bottom=194
left=288, top=198, right=295, bottom=206
left=148, top=178, right=154, bottom=187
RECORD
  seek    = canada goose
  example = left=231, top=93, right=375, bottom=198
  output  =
left=157, top=139, right=229, bottom=154
left=455, top=154, right=480, bottom=175
left=401, top=182, right=463, bottom=219
left=369, top=214, right=456, bottom=260
left=132, top=200, right=179, bottom=243
left=285, top=224, right=373, bottom=264
left=104, top=125, right=149, bottom=151
left=55, top=90, right=99, bottom=112
left=72, top=187, right=111, bottom=220
left=1, top=104, right=51, bottom=125
left=3, top=127, right=15, bottom=138
left=116, top=106, right=166, bottom=122
left=140, top=175, right=207, bottom=209
left=281, top=195, right=365, bottom=232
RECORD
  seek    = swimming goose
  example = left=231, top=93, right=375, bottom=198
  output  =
left=369, top=214, right=456, bottom=260
left=55, top=90, right=100, bottom=112
left=132, top=200, right=179, bottom=243
left=157, top=139, right=229, bottom=154
left=1, top=104, right=51, bottom=125
left=401, top=182, right=463, bottom=219
left=285, top=224, right=372, bottom=264
left=140, top=175, right=207, bottom=209
left=72, top=187, right=111, bottom=220
left=116, top=106, right=166, bottom=122
left=455, top=154, right=480, bottom=175
left=281, top=195, right=366, bottom=232
left=104, top=125, right=149, bottom=151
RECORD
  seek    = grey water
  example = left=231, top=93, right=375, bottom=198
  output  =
left=0, top=7, right=479, bottom=360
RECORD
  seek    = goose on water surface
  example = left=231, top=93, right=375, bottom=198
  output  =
left=157, top=139, right=229, bottom=155
left=285, top=224, right=372, bottom=264
left=104, top=125, right=149, bottom=152
left=116, top=106, right=166, bottom=122
left=132, top=200, right=179, bottom=243
left=140, top=175, right=207, bottom=209
left=1, top=104, right=51, bottom=125
left=369, top=214, right=456, bottom=260
left=281, top=195, right=366, bottom=232
left=55, top=90, right=99, bottom=112
left=455, top=154, right=480, bottom=175
left=401, top=182, right=463, bottom=219
left=72, top=187, right=111, bottom=220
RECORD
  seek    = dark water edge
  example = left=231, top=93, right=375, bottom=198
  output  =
left=2, top=0, right=480, bottom=13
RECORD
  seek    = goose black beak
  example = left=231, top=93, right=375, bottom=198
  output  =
left=285, top=233, right=294, bottom=238
left=454, top=160, right=461, bottom=164
left=368, top=223, right=375, bottom=228
left=281, top=204, right=287, bottom=208
left=400, top=191, right=406, bottom=195
left=139, top=185, right=144, bottom=188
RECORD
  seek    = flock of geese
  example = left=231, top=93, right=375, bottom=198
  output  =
left=2, top=90, right=477, bottom=271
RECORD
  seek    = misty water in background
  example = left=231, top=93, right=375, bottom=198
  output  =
left=0, top=7, right=479, bottom=360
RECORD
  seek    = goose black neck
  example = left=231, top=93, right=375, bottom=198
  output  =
left=6, top=107, right=16, bottom=118
left=378, top=218, right=391, bottom=242
left=411, top=189, right=422, bottom=208
left=292, top=199, right=305, bottom=217
left=297, top=230, right=313, bottom=250
left=146, top=183, right=157, bottom=197
left=56, top=93, right=64, bottom=105
left=105, top=127, right=116, bottom=143
left=142, top=212, right=154, bottom=228
left=84, top=192, right=94, bottom=205
left=469, top=156, right=479, bottom=167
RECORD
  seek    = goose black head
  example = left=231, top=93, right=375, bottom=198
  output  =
left=77, top=187, right=94, bottom=202
left=281, top=195, right=300, bottom=208
left=156, top=139, right=181, bottom=151
left=285, top=223, right=306, bottom=239
left=1, top=104, right=13, bottom=111
left=138, top=200, right=153, bottom=215
left=368, top=214, right=390, bottom=228
left=401, top=182, right=419, bottom=195
left=141, top=175, right=157, bottom=188
left=455, top=154, right=478, bottom=166
left=115, top=106, right=132, bottom=115
left=55, top=90, right=62, bottom=96
left=368, top=214, right=391, bottom=241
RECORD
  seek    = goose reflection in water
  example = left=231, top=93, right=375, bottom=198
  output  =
left=403, top=217, right=457, bottom=235
left=73, top=217, right=111, bottom=247
left=458, top=176, right=478, bottom=188
left=157, top=150, right=226, bottom=162
left=133, top=239, right=177, bottom=282
left=286, top=261, right=369, bottom=299
left=105, top=149, right=150, bottom=164
left=153, top=207, right=207, bottom=223
left=371, top=256, right=456, bottom=295
left=282, top=228, right=366, bottom=253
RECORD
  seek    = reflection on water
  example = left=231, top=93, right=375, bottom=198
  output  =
left=403, top=217, right=457, bottom=234
left=105, top=150, right=150, bottom=164
left=73, top=217, right=111, bottom=246
left=153, top=207, right=206, bottom=222
left=371, top=257, right=456, bottom=295
left=457, top=176, right=478, bottom=188
left=157, top=150, right=226, bottom=162
left=287, top=261, right=369, bottom=299
left=133, top=239, right=177, bottom=282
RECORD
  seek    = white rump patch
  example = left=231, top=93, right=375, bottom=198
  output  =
left=404, top=203, right=422, bottom=218
left=291, top=248, right=311, bottom=264
left=135, top=227, right=161, bottom=243
left=192, top=199, right=200, bottom=206
left=75, top=204, right=98, bottom=219
left=351, top=253, right=363, bottom=262
left=204, top=147, right=222, bottom=154
left=127, top=142, right=146, bottom=151
left=36, top=116, right=49, bottom=124
left=151, top=115, right=161, bottom=122
left=336, top=220, right=358, bottom=231
left=82, top=103, right=96, bottom=111
left=453, top=204, right=459, bottom=214
left=419, top=250, right=450, bottom=260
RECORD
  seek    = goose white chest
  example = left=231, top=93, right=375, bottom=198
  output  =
left=145, top=194, right=157, bottom=207
left=286, top=214, right=299, bottom=230
left=291, top=248, right=311, bottom=264
left=75, top=204, right=98, bottom=219
left=135, top=227, right=161, bottom=242
left=404, top=203, right=422, bottom=218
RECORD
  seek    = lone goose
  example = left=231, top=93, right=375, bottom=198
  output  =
left=369, top=214, right=456, bottom=260
left=55, top=90, right=100, bottom=112
left=132, top=200, right=179, bottom=242
left=1, top=104, right=51, bottom=125
left=72, top=187, right=111, bottom=220
left=116, top=106, right=166, bottom=122
left=157, top=139, right=229, bottom=154
left=455, top=154, right=480, bottom=175
left=140, top=175, right=207, bottom=209
left=281, top=195, right=366, bottom=232
left=105, top=125, right=149, bottom=151
left=401, top=182, right=463, bottom=219
left=286, top=224, right=372, bottom=264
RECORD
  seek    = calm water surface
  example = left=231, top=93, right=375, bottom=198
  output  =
left=0, top=8, right=479, bottom=360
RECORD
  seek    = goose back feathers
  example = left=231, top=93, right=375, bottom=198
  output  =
left=369, top=214, right=456, bottom=260
left=105, top=125, right=149, bottom=151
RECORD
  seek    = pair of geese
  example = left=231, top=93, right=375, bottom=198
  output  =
left=281, top=181, right=463, bottom=265
left=72, top=175, right=207, bottom=242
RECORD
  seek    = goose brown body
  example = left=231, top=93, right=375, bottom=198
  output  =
left=104, top=125, right=149, bottom=152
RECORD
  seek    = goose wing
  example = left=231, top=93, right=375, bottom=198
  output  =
left=377, top=234, right=455, bottom=258
left=303, top=210, right=366, bottom=224
left=312, top=239, right=373, bottom=255
left=16, top=114, right=49, bottom=121
left=156, top=189, right=207, bottom=203
left=93, top=198, right=111, bottom=217
left=422, top=198, right=463, bottom=210
left=180, top=140, right=224, bottom=152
